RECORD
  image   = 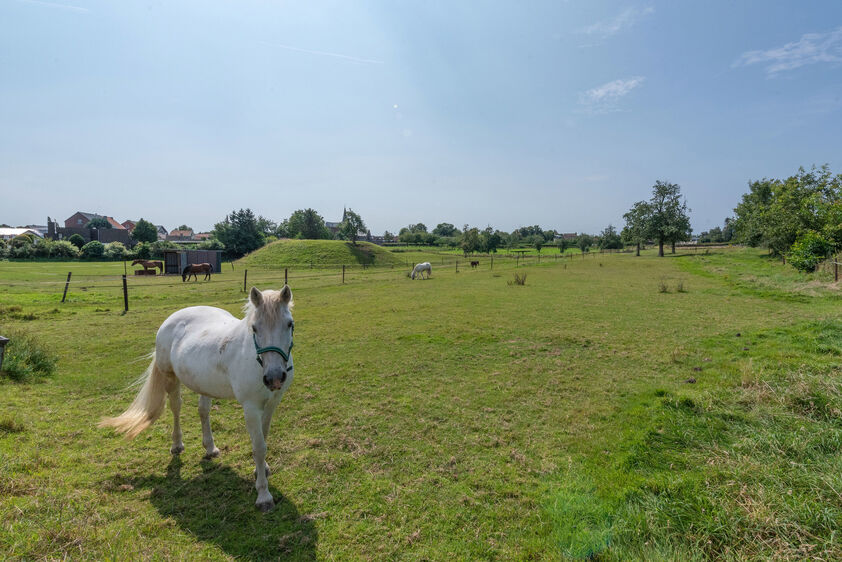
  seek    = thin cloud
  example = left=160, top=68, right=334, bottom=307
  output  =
left=14, top=0, right=89, bottom=13
left=733, top=27, right=842, bottom=75
left=579, top=76, right=645, bottom=113
left=581, top=6, right=654, bottom=40
left=258, top=41, right=384, bottom=65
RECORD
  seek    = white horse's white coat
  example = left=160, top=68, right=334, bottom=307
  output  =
left=411, top=262, right=432, bottom=280
left=100, top=286, right=295, bottom=511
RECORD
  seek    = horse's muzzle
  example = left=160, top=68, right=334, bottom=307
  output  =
left=263, top=372, right=287, bottom=391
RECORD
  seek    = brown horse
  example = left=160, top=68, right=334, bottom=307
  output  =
left=182, top=263, right=213, bottom=282
left=132, top=259, right=163, bottom=274
left=470, top=261, right=479, bottom=269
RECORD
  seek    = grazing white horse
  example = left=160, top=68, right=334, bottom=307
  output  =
left=411, top=262, right=432, bottom=280
left=100, top=285, right=295, bottom=512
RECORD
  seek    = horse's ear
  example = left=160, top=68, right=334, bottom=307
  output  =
left=249, top=287, right=263, bottom=307
left=280, top=284, right=292, bottom=304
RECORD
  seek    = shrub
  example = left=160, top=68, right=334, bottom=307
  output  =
left=68, top=234, right=86, bottom=249
left=197, top=238, right=225, bottom=250
left=508, top=273, right=527, bottom=286
left=789, top=231, right=833, bottom=273
left=10, top=243, right=34, bottom=259
left=150, top=240, right=176, bottom=258
left=50, top=240, right=79, bottom=258
left=133, top=242, right=152, bottom=259
left=80, top=240, right=104, bottom=259
left=103, top=241, right=129, bottom=260
left=0, top=330, right=57, bottom=382
left=33, top=239, right=52, bottom=258
left=658, top=279, right=670, bottom=293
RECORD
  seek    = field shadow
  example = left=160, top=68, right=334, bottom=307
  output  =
left=124, top=457, right=316, bottom=560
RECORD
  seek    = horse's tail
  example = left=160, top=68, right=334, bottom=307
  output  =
left=98, top=354, right=170, bottom=439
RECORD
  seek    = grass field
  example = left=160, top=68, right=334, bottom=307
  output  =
left=2, top=247, right=842, bottom=559
left=238, top=240, right=405, bottom=268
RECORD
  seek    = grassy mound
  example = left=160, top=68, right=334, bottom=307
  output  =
left=238, top=239, right=404, bottom=267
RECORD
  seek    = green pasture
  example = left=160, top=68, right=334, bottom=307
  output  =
left=2, top=248, right=842, bottom=559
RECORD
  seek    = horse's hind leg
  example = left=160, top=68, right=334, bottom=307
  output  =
left=167, top=377, right=184, bottom=454
left=198, top=395, right=220, bottom=459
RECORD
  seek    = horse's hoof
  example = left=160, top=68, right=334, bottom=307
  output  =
left=170, top=444, right=185, bottom=455
left=203, top=447, right=220, bottom=459
left=256, top=500, right=274, bottom=512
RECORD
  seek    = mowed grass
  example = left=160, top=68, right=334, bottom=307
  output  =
left=2, top=249, right=842, bottom=559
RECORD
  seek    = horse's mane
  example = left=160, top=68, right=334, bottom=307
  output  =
left=243, top=290, right=293, bottom=323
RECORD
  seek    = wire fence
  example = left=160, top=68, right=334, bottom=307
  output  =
left=0, top=244, right=733, bottom=313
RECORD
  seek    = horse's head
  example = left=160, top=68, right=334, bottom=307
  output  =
left=248, top=285, right=294, bottom=391
left=132, top=259, right=142, bottom=266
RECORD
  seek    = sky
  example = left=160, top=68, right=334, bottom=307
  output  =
left=1, top=1, right=841, bottom=235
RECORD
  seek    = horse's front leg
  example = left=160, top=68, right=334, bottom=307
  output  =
left=243, top=403, right=273, bottom=511
left=198, top=395, right=220, bottom=459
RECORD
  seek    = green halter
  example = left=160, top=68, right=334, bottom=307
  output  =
left=253, top=323, right=293, bottom=366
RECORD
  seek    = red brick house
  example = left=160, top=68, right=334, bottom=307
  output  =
left=64, top=212, right=126, bottom=229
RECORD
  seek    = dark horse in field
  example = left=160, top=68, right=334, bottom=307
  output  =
left=132, top=259, right=164, bottom=274
left=470, top=261, right=479, bottom=269
left=182, top=263, right=213, bottom=282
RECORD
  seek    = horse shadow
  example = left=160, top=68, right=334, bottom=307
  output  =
left=123, top=457, right=317, bottom=560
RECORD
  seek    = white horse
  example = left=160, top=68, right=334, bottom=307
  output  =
left=99, top=285, right=295, bottom=512
left=411, top=262, right=432, bottom=280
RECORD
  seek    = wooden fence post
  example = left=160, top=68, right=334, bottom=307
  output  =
left=491, top=255, right=493, bottom=270
left=835, top=261, right=838, bottom=283
left=455, top=260, right=459, bottom=273
left=342, top=264, right=345, bottom=284
left=61, top=272, right=72, bottom=303
left=122, top=274, right=129, bottom=313
left=243, top=269, right=248, bottom=292
left=285, top=268, right=288, bottom=285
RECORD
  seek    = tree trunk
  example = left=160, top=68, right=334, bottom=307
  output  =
left=636, top=242, right=640, bottom=257
left=658, top=239, right=664, bottom=257
left=671, top=241, right=676, bottom=254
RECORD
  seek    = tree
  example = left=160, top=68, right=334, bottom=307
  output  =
left=433, top=223, right=458, bottom=237
left=383, top=231, right=395, bottom=242
left=256, top=216, right=277, bottom=238
left=558, top=237, right=570, bottom=254
left=647, top=180, right=691, bottom=257
left=68, top=234, right=86, bottom=249
left=598, top=224, right=623, bottom=250
left=409, top=223, right=428, bottom=233
left=622, top=201, right=651, bottom=256
left=86, top=217, right=112, bottom=229
left=577, top=234, right=593, bottom=254
left=288, top=209, right=331, bottom=240
left=132, top=218, right=158, bottom=244
left=338, top=208, right=366, bottom=246
left=531, top=235, right=543, bottom=253
left=480, top=227, right=503, bottom=253
left=177, top=224, right=191, bottom=231
left=460, top=227, right=481, bottom=255
left=50, top=240, right=79, bottom=258
left=213, top=208, right=265, bottom=258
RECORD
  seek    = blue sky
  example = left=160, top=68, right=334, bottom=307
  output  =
left=2, top=1, right=841, bottom=235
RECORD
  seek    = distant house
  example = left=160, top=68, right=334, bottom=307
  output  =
left=193, top=232, right=211, bottom=241
left=0, top=227, right=43, bottom=240
left=167, top=228, right=194, bottom=242
left=121, top=220, right=136, bottom=232
left=557, top=232, right=577, bottom=240
left=156, top=225, right=168, bottom=240
left=64, top=211, right=126, bottom=229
